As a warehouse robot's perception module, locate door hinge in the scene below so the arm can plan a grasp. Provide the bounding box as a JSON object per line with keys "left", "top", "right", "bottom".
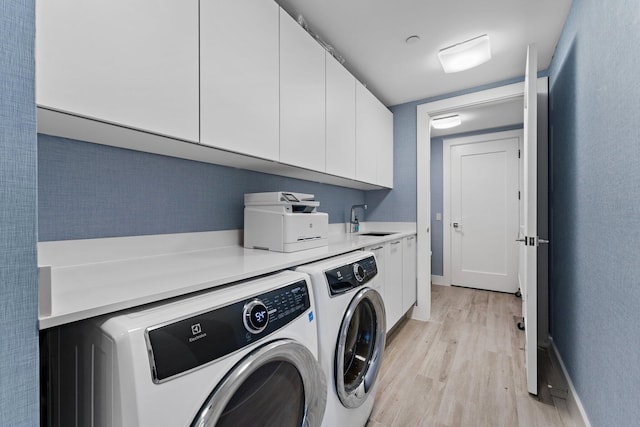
{"left": 518, "top": 149, "right": 521, "bottom": 158}
{"left": 520, "top": 236, "right": 551, "bottom": 246}
{"left": 518, "top": 191, "right": 521, "bottom": 200}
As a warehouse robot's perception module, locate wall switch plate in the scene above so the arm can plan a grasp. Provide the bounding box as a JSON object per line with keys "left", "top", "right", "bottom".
{"left": 436, "top": 213, "right": 442, "bottom": 221}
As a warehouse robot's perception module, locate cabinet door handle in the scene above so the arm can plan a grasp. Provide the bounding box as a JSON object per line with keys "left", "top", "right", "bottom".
{"left": 407, "top": 236, "right": 415, "bottom": 241}
{"left": 391, "top": 241, "right": 401, "bottom": 245}
{"left": 371, "top": 246, "right": 384, "bottom": 250}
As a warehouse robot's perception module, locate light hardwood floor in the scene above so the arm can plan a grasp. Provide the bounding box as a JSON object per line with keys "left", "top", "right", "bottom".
{"left": 367, "top": 285, "right": 581, "bottom": 427}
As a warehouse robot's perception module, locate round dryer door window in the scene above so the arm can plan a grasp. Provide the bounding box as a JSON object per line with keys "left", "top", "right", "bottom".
{"left": 335, "top": 287, "right": 386, "bottom": 408}
{"left": 191, "top": 340, "right": 326, "bottom": 427}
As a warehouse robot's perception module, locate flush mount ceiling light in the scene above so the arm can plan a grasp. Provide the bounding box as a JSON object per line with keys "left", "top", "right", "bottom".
{"left": 431, "top": 114, "right": 462, "bottom": 129}
{"left": 438, "top": 34, "right": 491, "bottom": 73}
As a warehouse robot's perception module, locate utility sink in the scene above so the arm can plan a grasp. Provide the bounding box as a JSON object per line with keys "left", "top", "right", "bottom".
{"left": 358, "top": 232, "right": 397, "bottom": 237}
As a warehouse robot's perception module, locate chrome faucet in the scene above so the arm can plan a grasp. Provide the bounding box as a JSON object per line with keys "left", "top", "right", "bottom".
{"left": 350, "top": 204, "right": 367, "bottom": 232}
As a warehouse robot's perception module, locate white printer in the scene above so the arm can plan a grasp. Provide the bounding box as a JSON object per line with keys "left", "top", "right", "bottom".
{"left": 244, "top": 192, "right": 329, "bottom": 252}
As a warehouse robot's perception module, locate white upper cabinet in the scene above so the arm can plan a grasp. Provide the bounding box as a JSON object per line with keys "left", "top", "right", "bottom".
{"left": 355, "top": 82, "right": 394, "bottom": 187}
{"left": 36, "top": 0, "right": 199, "bottom": 142}
{"left": 35, "top": 0, "right": 391, "bottom": 190}
{"left": 279, "top": 9, "right": 326, "bottom": 172}
{"left": 200, "top": 0, "right": 280, "bottom": 160}
{"left": 355, "top": 82, "right": 379, "bottom": 184}
{"left": 325, "top": 53, "right": 356, "bottom": 179}
{"left": 376, "top": 102, "right": 394, "bottom": 188}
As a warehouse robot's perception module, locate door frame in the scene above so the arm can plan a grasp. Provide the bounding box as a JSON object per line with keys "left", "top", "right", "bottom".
{"left": 442, "top": 129, "right": 523, "bottom": 288}
{"left": 414, "top": 78, "right": 548, "bottom": 322}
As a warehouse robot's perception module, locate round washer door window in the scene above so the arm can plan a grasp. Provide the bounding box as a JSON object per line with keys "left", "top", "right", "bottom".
{"left": 192, "top": 340, "right": 326, "bottom": 427}
{"left": 335, "top": 287, "right": 386, "bottom": 408}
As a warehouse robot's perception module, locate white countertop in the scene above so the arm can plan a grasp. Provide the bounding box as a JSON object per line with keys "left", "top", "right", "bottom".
{"left": 38, "top": 222, "right": 416, "bottom": 329}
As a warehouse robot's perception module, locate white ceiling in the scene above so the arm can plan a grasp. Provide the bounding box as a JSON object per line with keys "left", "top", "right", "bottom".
{"left": 275, "top": 0, "right": 573, "bottom": 107}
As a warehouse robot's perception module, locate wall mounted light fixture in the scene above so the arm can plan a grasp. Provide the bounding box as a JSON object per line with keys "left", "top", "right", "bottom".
{"left": 431, "top": 114, "right": 462, "bottom": 129}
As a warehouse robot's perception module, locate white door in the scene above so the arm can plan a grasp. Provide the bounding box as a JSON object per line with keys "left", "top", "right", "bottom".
{"left": 449, "top": 132, "right": 520, "bottom": 293}
{"left": 522, "top": 44, "right": 538, "bottom": 396}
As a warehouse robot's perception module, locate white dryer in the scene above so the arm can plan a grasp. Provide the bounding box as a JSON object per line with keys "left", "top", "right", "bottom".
{"left": 47, "top": 270, "right": 326, "bottom": 427}
{"left": 296, "top": 251, "right": 386, "bottom": 427}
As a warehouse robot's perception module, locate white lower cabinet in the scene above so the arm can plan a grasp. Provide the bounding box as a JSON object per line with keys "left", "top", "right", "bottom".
{"left": 365, "top": 244, "right": 386, "bottom": 303}
{"left": 384, "top": 239, "right": 404, "bottom": 332}
{"left": 402, "top": 235, "right": 417, "bottom": 312}
{"left": 366, "top": 234, "right": 417, "bottom": 333}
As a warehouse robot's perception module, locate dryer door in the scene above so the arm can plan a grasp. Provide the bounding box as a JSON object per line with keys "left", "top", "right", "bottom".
{"left": 335, "top": 287, "right": 386, "bottom": 408}
{"left": 191, "top": 339, "right": 326, "bottom": 427}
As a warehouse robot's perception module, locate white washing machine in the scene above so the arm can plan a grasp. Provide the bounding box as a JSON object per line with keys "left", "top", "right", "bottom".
{"left": 296, "top": 251, "right": 386, "bottom": 427}
{"left": 47, "top": 270, "right": 326, "bottom": 427}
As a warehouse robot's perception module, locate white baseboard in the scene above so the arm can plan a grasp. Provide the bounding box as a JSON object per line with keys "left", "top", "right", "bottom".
{"left": 431, "top": 275, "right": 449, "bottom": 286}
{"left": 550, "top": 340, "right": 592, "bottom": 427}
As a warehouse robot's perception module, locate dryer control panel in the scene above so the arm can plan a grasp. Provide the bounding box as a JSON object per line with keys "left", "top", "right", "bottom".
{"left": 324, "top": 255, "right": 377, "bottom": 296}
{"left": 145, "top": 280, "right": 310, "bottom": 383}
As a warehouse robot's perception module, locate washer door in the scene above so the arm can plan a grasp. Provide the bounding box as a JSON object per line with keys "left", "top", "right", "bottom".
{"left": 335, "top": 287, "right": 386, "bottom": 408}
{"left": 191, "top": 339, "right": 326, "bottom": 427}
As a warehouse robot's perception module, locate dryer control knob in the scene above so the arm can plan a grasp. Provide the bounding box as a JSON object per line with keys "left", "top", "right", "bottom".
{"left": 353, "top": 263, "right": 366, "bottom": 282}
{"left": 243, "top": 299, "right": 269, "bottom": 334}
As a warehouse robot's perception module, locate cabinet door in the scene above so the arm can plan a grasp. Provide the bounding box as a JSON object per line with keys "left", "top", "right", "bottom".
{"left": 279, "top": 9, "right": 326, "bottom": 172}
{"left": 355, "top": 82, "right": 379, "bottom": 184}
{"left": 376, "top": 103, "right": 394, "bottom": 188}
{"left": 36, "top": 0, "right": 199, "bottom": 142}
{"left": 385, "top": 239, "right": 404, "bottom": 332}
{"left": 200, "top": 0, "right": 279, "bottom": 160}
{"left": 402, "top": 235, "right": 417, "bottom": 312}
{"left": 365, "top": 245, "right": 386, "bottom": 303}
{"left": 326, "top": 53, "right": 356, "bottom": 179}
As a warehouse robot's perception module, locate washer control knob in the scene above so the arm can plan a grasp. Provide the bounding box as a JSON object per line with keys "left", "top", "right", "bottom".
{"left": 243, "top": 299, "right": 269, "bottom": 334}
{"left": 353, "top": 263, "right": 366, "bottom": 282}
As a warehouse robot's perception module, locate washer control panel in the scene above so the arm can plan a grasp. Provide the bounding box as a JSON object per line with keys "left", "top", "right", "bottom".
{"left": 353, "top": 263, "right": 366, "bottom": 282}
{"left": 243, "top": 299, "right": 269, "bottom": 334}
{"left": 325, "top": 255, "right": 377, "bottom": 296}
{"left": 145, "top": 280, "right": 310, "bottom": 382}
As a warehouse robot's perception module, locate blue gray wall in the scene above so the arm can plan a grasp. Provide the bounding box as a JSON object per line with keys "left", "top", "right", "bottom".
{"left": 38, "top": 135, "right": 365, "bottom": 241}
{"left": 0, "top": 0, "right": 39, "bottom": 425}
{"left": 548, "top": 1, "right": 640, "bottom": 425}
